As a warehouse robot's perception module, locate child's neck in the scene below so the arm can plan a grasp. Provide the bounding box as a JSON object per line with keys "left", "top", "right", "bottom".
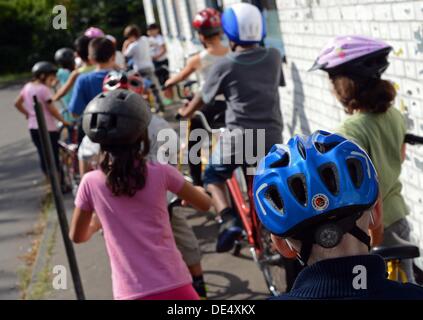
{"left": 96, "top": 61, "right": 115, "bottom": 71}
{"left": 235, "top": 44, "right": 259, "bottom": 52}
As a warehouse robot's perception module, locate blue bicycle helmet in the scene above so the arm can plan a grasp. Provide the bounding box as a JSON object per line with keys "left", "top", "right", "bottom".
{"left": 222, "top": 3, "right": 266, "bottom": 46}
{"left": 254, "top": 131, "right": 379, "bottom": 263}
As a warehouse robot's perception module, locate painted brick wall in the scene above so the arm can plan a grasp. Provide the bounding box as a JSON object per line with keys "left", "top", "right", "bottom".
{"left": 278, "top": 0, "right": 423, "bottom": 269}
{"left": 147, "top": 0, "right": 423, "bottom": 268}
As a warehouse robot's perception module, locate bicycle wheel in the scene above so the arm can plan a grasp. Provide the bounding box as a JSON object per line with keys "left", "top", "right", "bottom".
{"left": 59, "top": 146, "right": 73, "bottom": 193}
{"left": 257, "top": 226, "right": 286, "bottom": 296}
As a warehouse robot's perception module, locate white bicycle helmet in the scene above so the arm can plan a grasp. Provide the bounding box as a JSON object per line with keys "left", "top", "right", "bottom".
{"left": 222, "top": 3, "right": 266, "bottom": 46}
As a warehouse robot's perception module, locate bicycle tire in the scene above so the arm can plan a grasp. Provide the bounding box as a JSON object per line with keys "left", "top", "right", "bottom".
{"left": 257, "top": 226, "right": 286, "bottom": 296}
{"left": 227, "top": 169, "right": 286, "bottom": 296}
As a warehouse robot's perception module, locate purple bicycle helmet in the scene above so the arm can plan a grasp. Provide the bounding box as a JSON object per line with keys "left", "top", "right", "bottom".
{"left": 84, "top": 27, "right": 105, "bottom": 38}
{"left": 310, "top": 35, "right": 392, "bottom": 78}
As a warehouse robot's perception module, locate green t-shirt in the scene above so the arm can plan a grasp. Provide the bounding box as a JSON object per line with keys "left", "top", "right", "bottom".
{"left": 337, "top": 107, "right": 408, "bottom": 228}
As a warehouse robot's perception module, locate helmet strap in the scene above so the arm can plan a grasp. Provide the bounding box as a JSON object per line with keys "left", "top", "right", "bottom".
{"left": 230, "top": 42, "right": 238, "bottom": 52}
{"left": 295, "top": 211, "right": 371, "bottom": 266}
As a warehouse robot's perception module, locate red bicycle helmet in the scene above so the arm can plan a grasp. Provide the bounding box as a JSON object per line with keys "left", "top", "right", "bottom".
{"left": 103, "top": 70, "right": 144, "bottom": 95}
{"left": 193, "top": 8, "right": 222, "bottom": 37}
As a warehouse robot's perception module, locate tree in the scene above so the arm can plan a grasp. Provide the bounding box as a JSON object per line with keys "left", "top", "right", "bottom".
{"left": 0, "top": 0, "right": 146, "bottom": 74}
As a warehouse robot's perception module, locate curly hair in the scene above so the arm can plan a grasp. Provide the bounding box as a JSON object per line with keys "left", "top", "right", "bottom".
{"left": 100, "top": 130, "right": 150, "bottom": 197}
{"left": 330, "top": 75, "right": 396, "bottom": 114}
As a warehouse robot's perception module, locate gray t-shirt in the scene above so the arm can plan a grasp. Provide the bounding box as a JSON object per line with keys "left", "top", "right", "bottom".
{"left": 202, "top": 47, "right": 283, "bottom": 151}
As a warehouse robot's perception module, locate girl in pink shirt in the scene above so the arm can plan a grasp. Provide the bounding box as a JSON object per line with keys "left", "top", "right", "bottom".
{"left": 69, "top": 90, "right": 211, "bottom": 300}
{"left": 14, "top": 62, "right": 70, "bottom": 182}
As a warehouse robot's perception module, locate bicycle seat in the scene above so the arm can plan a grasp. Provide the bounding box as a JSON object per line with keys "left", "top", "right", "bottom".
{"left": 371, "top": 232, "right": 420, "bottom": 260}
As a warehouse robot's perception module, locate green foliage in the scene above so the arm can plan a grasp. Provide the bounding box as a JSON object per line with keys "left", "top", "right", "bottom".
{"left": 0, "top": 0, "right": 145, "bottom": 74}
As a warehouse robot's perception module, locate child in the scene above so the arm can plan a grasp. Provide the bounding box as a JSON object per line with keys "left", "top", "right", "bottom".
{"left": 147, "top": 23, "right": 172, "bottom": 103}
{"left": 76, "top": 70, "right": 208, "bottom": 298}
{"left": 310, "top": 35, "right": 413, "bottom": 282}
{"left": 69, "top": 90, "right": 211, "bottom": 300}
{"left": 165, "top": 7, "right": 229, "bottom": 186}
{"left": 68, "top": 37, "right": 116, "bottom": 118}
{"left": 106, "top": 34, "right": 126, "bottom": 69}
{"left": 53, "top": 35, "right": 95, "bottom": 102}
{"left": 123, "top": 24, "right": 163, "bottom": 111}
{"left": 54, "top": 48, "right": 76, "bottom": 122}
{"left": 253, "top": 132, "right": 423, "bottom": 299}
{"left": 179, "top": 3, "right": 284, "bottom": 252}
{"left": 14, "top": 62, "right": 70, "bottom": 183}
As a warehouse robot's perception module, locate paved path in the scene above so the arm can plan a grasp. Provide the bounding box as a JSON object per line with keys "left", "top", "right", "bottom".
{"left": 46, "top": 197, "right": 270, "bottom": 300}
{"left": 0, "top": 83, "right": 46, "bottom": 299}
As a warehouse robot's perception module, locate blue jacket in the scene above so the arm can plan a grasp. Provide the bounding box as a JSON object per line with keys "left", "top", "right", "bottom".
{"left": 68, "top": 70, "right": 109, "bottom": 116}
{"left": 273, "top": 255, "right": 423, "bottom": 300}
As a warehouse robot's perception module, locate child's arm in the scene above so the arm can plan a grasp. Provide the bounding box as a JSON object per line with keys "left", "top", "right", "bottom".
{"left": 14, "top": 94, "right": 29, "bottom": 118}
{"left": 177, "top": 182, "right": 212, "bottom": 212}
{"left": 164, "top": 55, "right": 200, "bottom": 88}
{"left": 122, "top": 38, "right": 135, "bottom": 54}
{"left": 45, "top": 100, "right": 71, "bottom": 126}
{"left": 53, "top": 70, "right": 79, "bottom": 101}
{"left": 69, "top": 207, "right": 96, "bottom": 243}
{"left": 401, "top": 143, "right": 406, "bottom": 163}
{"left": 153, "top": 43, "right": 167, "bottom": 61}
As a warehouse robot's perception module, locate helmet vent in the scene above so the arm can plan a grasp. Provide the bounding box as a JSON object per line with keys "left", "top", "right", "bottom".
{"left": 297, "top": 141, "right": 307, "bottom": 160}
{"left": 265, "top": 185, "right": 284, "bottom": 212}
{"left": 315, "top": 141, "right": 340, "bottom": 153}
{"left": 319, "top": 163, "right": 339, "bottom": 195}
{"left": 117, "top": 91, "right": 127, "bottom": 100}
{"left": 288, "top": 175, "right": 307, "bottom": 206}
{"left": 90, "top": 113, "right": 98, "bottom": 129}
{"left": 109, "top": 115, "right": 117, "bottom": 129}
{"left": 347, "top": 158, "right": 364, "bottom": 188}
{"left": 270, "top": 153, "right": 290, "bottom": 168}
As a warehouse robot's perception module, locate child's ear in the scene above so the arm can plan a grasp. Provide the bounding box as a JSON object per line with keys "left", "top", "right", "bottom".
{"left": 369, "top": 196, "right": 383, "bottom": 231}
{"left": 271, "top": 234, "right": 297, "bottom": 259}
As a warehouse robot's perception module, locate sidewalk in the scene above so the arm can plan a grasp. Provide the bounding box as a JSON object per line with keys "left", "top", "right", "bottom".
{"left": 35, "top": 194, "right": 270, "bottom": 300}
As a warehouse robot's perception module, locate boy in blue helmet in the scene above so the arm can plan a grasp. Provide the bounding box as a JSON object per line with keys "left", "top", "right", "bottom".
{"left": 178, "top": 3, "right": 284, "bottom": 253}
{"left": 254, "top": 131, "right": 423, "bottom": 300}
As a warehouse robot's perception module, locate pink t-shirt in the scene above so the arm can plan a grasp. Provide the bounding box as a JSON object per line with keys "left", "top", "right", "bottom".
{"left": 75, "top": 162, "right": 192, "bottom": 300}
{"left": 20, "top": 82, "right": 57, "bottom": 131}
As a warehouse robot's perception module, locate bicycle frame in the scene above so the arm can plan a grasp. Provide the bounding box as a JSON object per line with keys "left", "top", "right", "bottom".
{"left": 387, "top": 259, "right": 408, "bottom": 283}
{"left": 226, "top": 170, "right": 264, "bottom": 256}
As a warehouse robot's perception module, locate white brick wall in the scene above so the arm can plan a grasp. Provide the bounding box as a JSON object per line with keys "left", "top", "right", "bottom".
{"left": 143, "top": 0, "right": 156, "bottom": 24}
{"left": 278, "top": 0, "right": 423, "bottom": 269}
{"left": 149, "top": 0, "right": 423, "bottom": 269}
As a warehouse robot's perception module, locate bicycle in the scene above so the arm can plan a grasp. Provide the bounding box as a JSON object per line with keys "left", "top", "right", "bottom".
{"left": 58, "top": 122, "right": 80, "bottom": 196}
{"left": 171, "top": 101, "right": 286, "bottom": 296}
{"left": 370, "top": 133, "right": 423, "bottom": 283}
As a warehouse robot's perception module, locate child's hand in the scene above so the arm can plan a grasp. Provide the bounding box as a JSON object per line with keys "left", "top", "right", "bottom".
{"left": 177, "top": 100, "right": 191, "bottom": 119}
{"left": 62, "top": 120, "right": 73, "bottom": 127}
{"left": 89, "top": 213, "right": 102, "bottom": 233}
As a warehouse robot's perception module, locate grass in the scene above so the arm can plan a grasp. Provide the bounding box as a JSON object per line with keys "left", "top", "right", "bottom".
{"left": 18, "top": 192, "right": 53, "bottom": 300}
{"left": 0, "top": 72, "right": 31, "bottom": 85}
{"left": 28, "top": 223, "right": 58, "bottom": 300}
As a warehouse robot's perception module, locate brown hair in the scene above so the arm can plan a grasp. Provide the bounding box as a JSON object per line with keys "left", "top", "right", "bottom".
{"left": 100, "top": 132, "right": 150, "bottom": 197}
{"left": 124, "top": 24, "right": 141, "bottom": 38}
{"left": 89, "top": 37, "right": 115, "bottom": 63}
{"left": 330, "top": 75, "right": 396, "bottom": 114}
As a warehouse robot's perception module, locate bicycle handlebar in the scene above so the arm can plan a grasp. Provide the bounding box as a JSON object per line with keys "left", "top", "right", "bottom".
{"left": 175, "top": 110, "right": 214, "bottom": 134}
{"left": 405, "top": 134, "right": 423, "bottom": 145}
{"left": 162, "top": 80, "right": 198, "bottom": 100}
